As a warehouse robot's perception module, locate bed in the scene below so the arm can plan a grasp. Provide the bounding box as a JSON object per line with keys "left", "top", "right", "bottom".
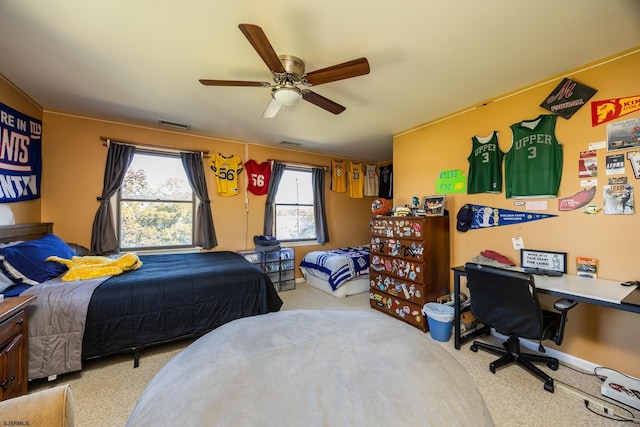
{"left": 127, "top": 310, "right": 494, "bottom": 426}
{"left": 299, "top": 245, "right": 370, "bottom": 297}
{"left": 0, "top": 223, "right": 283, "bottom": 380}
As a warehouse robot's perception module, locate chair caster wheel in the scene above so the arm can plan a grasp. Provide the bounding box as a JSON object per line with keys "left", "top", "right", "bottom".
{"left": 544, "top": 381, "right": 554, "bottom": 393}
{"left": 470, "top": 344, "right": 478, "bottom": 352}
{"left": 547, "top": 361, "right": 559, "bottom": 370}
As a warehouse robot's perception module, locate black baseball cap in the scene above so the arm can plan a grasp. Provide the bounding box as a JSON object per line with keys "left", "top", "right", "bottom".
{"left": 456, "top": 204, "right": 472, "bottom": 232}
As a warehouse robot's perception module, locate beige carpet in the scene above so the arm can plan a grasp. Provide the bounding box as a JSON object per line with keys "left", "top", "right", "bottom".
{"left": 29, "top": 282, "right": 640, "bottom": 426}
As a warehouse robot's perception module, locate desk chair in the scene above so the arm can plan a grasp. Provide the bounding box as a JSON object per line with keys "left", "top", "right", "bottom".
{"left": 464, "top": 262, "right": 577, "bottom": 392}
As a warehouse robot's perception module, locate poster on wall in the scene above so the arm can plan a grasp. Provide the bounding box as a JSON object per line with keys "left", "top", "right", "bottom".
{"left": 0, "top": 102, "right": 42, "bottom": 202}
{"left": 603, "top": 184, "right": 634, "bottom": 215}
{"left": 606, "top": 118, "right": 640, "bottom": 151}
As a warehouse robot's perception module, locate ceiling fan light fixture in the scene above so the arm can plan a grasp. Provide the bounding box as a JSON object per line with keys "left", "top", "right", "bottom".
{"left": 273, "top": 86, "right": 302, "bottom": 106}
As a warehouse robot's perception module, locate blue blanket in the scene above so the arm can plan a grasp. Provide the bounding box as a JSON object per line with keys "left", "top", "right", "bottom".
{"left": 300, "top": 246, "right": 369, "bottom": 290}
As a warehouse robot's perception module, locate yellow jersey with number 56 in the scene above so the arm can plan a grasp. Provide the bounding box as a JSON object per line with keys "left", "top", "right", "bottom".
{"left": 210, "top": 153, "right": 243, "bottom": 196}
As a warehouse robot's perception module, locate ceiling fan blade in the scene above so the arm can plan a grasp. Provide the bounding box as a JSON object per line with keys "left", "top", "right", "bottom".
{"left": 302, "top": 91, "right": 346, "bottom": 115}
{"left": 238, "top": 23, "right": 286, "bottom": 74}
{"left": 199, "top": 79, "right": 269, "bottom": 87}
{"left": 262, "top": 98, "right": 282, "bottom": 119}
{"left": 304, "top": 57, "right": 370, "bottom": 86}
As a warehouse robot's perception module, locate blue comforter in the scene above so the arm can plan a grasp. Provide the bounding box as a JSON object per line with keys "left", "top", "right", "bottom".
{"left": 300, "top": 246, "right": 369, "bottom": 290}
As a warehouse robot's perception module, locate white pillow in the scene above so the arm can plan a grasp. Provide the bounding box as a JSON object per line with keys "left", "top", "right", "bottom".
{"left": 0, "top": 271, "right": 14, "bottom": 293}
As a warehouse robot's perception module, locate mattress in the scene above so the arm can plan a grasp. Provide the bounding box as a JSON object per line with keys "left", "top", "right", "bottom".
{"left": 300, "top": 266, "right": 369, "bottom": 297}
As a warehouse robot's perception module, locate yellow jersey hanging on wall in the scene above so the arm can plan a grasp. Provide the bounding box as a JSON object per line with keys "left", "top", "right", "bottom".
{"left": 210, "top": 153, "right": 244, "bottom": 196}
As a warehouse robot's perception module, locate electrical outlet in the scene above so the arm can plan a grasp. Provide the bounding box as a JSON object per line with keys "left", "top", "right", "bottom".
{"left": 556, "top": 382, "right": 622, "bottom": 418}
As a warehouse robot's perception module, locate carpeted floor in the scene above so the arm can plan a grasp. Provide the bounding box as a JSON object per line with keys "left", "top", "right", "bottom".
{"left": 29, "top": 282, "right": 640, "bottom": 426}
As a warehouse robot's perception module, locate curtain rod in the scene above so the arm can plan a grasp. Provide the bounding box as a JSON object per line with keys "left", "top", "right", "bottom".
{"left": 100, "top": 136, "right": 210, "bottom": 156}
{"left": 268, "top": 159, "right": 328, "bottom": 170}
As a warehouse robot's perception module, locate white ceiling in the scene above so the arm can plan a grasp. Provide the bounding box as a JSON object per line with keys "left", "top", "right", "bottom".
{"left": 1, "top": 1, "right": 639, "bottom": 162}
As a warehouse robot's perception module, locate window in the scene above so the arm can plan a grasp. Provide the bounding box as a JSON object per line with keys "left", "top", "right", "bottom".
{"left": 118, "top": 151, "right": 195, "bottom": 250}
{"left": 274, "top": 167, "right": 316, "bottom": 242}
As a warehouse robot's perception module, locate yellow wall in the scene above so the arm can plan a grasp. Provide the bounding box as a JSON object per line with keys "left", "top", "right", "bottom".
{"left": 38, "top": 112, "right": 375, "bottom": 273}
{"left": 1, "top": 72, "right": 377, "bottom": 275}
{"left": 0, "top": 76, "right": 42, "bottom": 222}
{"left": 394, "top": 48, "right": 640, "bottom": 376}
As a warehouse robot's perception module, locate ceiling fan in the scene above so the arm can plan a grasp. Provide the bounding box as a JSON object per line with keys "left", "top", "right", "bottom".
{"left": 199, "top": 23, "right": 370, "bottom": 118}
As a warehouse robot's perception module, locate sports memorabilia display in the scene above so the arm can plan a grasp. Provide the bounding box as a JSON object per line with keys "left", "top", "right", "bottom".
{"left": 0, "top": 102, "right": 42, "bottom": 202}
{"left": 210, "top": 153, "right": 244, "bottom": 196}
{"left": 467, "top": 131, "right": 504, "bottom": 194}
{"left": 364, "top": 164, "right": 379, "bottom": 197}
{"left": 591, "top": 94, "right": 640, "bottom": 126}
{"left": 378, "top": 164, "right": 393, "bottom": 199}
{"left": 455, "top": 204, "right": 557, "bottom": 232}
{"left": 540, "top": 77, "right": 596, "bottom": 120}
{"left": 244, "top": 160, "right": 271, "bottom": 195}
{"left": 505, "top": 114, "right": 563, "bottom": 198}
{"left": 348, "top": 161, "right": 364, "bottom": 198}
{"left": 371, "top": 198, "right": 392, "bottom": 216}
{"left": 330, "top": 159, "right": 347, "bottom": 193}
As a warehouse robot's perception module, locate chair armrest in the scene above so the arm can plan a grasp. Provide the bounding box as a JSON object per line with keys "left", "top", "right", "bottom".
{"left": 554, "top": 298, "right": 577, "bottom": 312}
{"left": 0, "top": 385, "right": 75, "bottom": 427}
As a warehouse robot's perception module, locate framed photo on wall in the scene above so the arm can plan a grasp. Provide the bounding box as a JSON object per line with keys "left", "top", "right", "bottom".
{"left": 423, "top": 195, "right": 446, "bottom": 216}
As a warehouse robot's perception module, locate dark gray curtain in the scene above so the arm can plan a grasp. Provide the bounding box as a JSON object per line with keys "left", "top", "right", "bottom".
{"left": 312, "top": 167, "right": 329, "bottom": 244}
{"left": 181, "top": 152, "right": 218, "bottom": 249}
{"left": 263, "top": 162, "right": 286, "bottom": 236}
{"left": 90, "top": 142, "right": 136, "bottom": 255}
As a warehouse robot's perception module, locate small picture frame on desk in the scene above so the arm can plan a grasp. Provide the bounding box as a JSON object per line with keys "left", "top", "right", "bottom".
{"left": 423, "top": 195, "right": 446, "bottom": 216}
{"left": 520, "top": 249, "right": 567, "bottom": 274}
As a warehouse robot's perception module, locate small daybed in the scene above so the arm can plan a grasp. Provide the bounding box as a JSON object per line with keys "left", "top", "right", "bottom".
{"left": 299, "top": 245, "right": 370, "bottom": 297}
{"left": 0, "top": 223, "right": 283, "bottom": 380}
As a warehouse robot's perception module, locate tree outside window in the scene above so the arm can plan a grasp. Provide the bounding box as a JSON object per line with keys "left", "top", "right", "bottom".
{"left": 118, "top": 151, "right": 195, "bottom": 249}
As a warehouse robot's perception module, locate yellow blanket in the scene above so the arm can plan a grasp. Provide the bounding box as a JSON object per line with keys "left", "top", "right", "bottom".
{"left": 46, "top": 253, "right": 143, "bottom": 282}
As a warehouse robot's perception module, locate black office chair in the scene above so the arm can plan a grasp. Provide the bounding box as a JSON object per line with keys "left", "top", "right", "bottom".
{"left": 464, "top": 262, "right": 577, "bottom": 392}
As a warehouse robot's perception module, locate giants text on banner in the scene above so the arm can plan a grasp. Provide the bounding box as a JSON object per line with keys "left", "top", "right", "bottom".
{"left": 0, "top": 102, "right": 42, "bottom": 202}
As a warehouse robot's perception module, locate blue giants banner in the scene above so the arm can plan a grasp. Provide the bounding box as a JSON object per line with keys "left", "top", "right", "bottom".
{"left": 0, "top": 102, "right": 42, "bottom": 202}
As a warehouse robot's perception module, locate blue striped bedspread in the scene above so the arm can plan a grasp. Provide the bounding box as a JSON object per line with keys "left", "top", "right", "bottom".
{"left": 300, "top": 245, "right": 369, "bottom": 290}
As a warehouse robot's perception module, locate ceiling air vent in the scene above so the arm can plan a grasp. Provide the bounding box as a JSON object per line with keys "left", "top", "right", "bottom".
{"left": 280, "top": 141, "right": 301, "bottom": 147}
{"left": 159, "top": 120, "right": 191, "bottom": 130}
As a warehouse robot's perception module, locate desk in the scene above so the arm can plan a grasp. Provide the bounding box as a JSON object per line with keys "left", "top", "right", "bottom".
{"left": 452, "top": 265, "right": 639, "bottom": 350}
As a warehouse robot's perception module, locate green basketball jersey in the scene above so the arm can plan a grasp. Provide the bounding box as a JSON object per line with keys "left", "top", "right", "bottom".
{"left": 467, "top": 131, "right": 504, "bottom": 194}
{"left": 505, "top": 115, "right": 563, "bottom": 198}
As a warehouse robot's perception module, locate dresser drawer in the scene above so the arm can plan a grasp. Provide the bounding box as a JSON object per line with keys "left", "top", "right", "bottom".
{"left": 370, "top": 272, "right": 426, "bottom": 305}
{"left": 370, "top": 236, "right": 424, "bottom": 262}
{"left": 369, "top": 291, "right": 427, "bottom": 331}
{"left": 0, "top": 310, "right": 26, "bottom": 347}
{"left": 370, "top": 254, "right": 424, "bottom": 284}
{"left": 370, "top": 217, "right": 425, "bottom": 239}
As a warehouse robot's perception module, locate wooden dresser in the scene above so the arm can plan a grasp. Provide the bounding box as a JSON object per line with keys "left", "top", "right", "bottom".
{"left": 0, "top": 295, "right": 35, "bottom": 401}
{"left": 369, "top": 216, "right": 450, "bottom": 331}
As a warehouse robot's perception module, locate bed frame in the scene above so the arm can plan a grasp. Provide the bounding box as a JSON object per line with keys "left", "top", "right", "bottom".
{"left": 0, "top": 223, "right": 53, "bottom": 244}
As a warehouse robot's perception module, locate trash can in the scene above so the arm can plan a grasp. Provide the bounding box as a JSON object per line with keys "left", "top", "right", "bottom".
{"left": 422, "top": 302, "right": 455, "bottom": 342}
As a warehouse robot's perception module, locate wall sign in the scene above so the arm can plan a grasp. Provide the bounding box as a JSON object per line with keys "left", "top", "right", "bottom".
{"left": 540, "top": 77, "right": 596, "bottom": 119}
{"left": 520, "top": 249, "right": 567, "bottom": 274}
{"left": 0, "top": 102, "right": 42, "bottom": 202}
